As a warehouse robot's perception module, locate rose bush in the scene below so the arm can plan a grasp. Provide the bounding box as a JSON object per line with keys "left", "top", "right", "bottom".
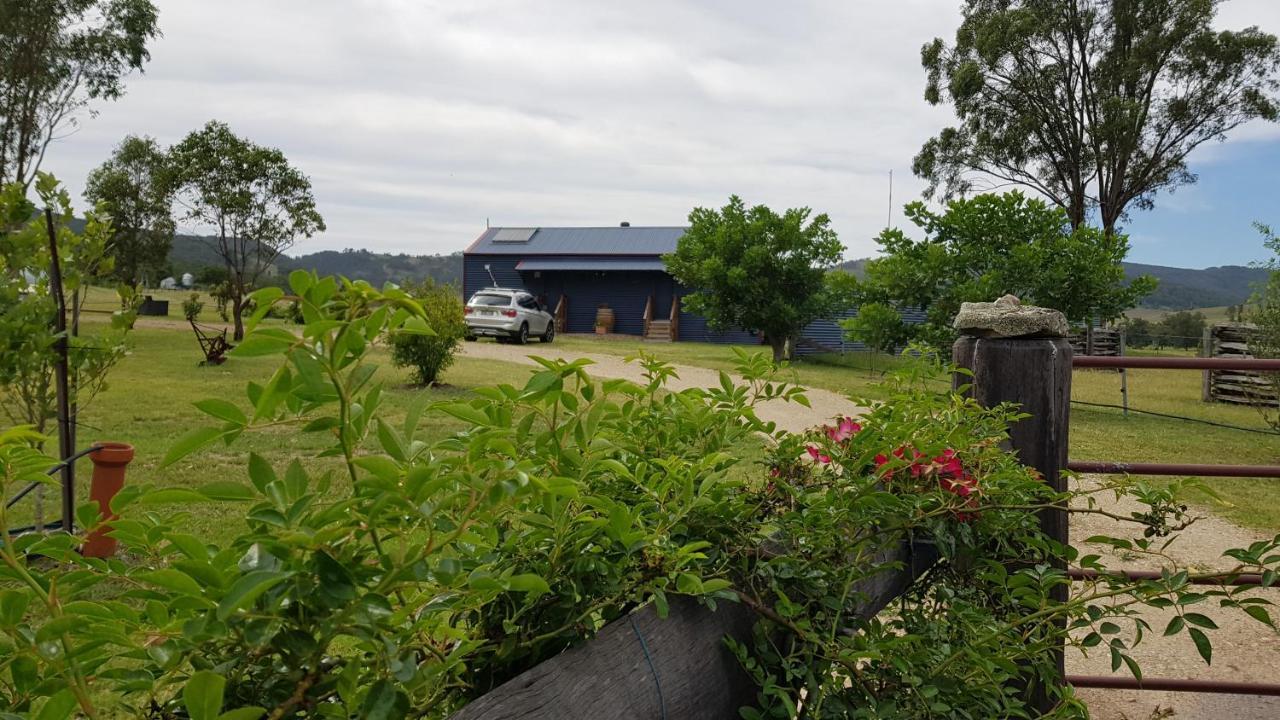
{"left": 0, "top": 274, "right": 1277, "bottom": 719}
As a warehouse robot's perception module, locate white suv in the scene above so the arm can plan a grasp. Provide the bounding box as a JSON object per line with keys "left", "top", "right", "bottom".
{"left": 464, "top": 288, "right": 555, "bottom": 344}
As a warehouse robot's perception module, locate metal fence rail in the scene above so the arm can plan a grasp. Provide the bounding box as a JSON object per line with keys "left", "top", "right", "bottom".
{"left": 1066, "top": 353, "right": 1280, "bottom": 699}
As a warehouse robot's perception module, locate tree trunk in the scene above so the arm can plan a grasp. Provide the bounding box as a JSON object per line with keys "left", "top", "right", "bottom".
{"left": 768, "top": 335, "right": 786, "bottom": 364}
{"left": 232, "top": 295, "right": 245, "bottom": 341}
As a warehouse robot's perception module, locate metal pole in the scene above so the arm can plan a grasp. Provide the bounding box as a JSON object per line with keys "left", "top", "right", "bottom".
{"left": 45, "top": 208, "right": 74, "bottom": 533}
{"left": 1119, "top": 330, "right": 1128, "bottom": 417}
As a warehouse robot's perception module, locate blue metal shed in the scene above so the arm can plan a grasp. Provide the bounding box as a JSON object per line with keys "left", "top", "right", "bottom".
{"left": 462, "top": 224, "right": 910, "bottom": 348}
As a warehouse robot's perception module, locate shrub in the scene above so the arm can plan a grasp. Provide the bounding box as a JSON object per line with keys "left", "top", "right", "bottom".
{"left": 390, "top": 280, "right": 466, "bottom": 385}
{"left": 182, "top": 292, "right": 204, "bottom": 321}
{"left": 3, "top": 271, "right": 1279, "bottom": 719}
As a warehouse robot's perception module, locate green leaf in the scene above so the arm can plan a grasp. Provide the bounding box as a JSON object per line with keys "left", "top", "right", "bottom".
{"left": 507, "top": 574, "right": 551, "bottom": 597}
{"left": 289, "top": 269, "right": 313, "bottom": 295}
{"left": 138, "top": 488, "right": 209, "bottom": 505}
{"left": 138, "top": 569, "right": 205, "bottom": 597}
{"left": 216, "top": 571, "right": 288, "bottom": 621}
{"left": 1245, "top": 605, "right": 1275, "bottom": 628}
{"left": 34, "top": 689, "right": 78, "bottom": 720}
{"left": 360, "top": 679, "right": 409, "bottom": 720}
{"left": 399, "top": 315, "right": 434, "bottom": 336}
{"left": 194, "top": 399, "right": 247, "bottom": 426}
{"left": 1188, "top": 628, "right": 1213, "bottom": 665}
{"left": 184, "top": 670, "right": 226, "bottom": 720}
{"left": 437, "top": 403, "right": 489, "bottom": 426}
{"left": 247, "top": 453, "right": 277, "bottom": 493}
{"left": 1183, "top": 612, "right": 1218, "bottom": 630}
{"left": 230, "top": 330, "right": 295, "bottom": 357}
{"left": 0, "top": 590, "right": 30, "bottom": 626}
{"left": 1163, "top": 616, "right": 1185, "bottom": 636}
{"left": 197, "top": 482, "right": 257, "bottom": 502}
{"left": 161, "top": 426, "right": 227, "bottom": 467}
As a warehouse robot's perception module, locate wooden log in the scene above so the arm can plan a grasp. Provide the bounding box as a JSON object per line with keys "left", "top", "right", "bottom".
{"left": 450, "top": 540, "right": 933, "bottom": 720}
{"left": 952, "top": 334, "right": 1072, "bottom": 711}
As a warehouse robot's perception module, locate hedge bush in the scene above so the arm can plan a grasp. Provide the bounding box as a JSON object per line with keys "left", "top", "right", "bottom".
{"left": 390, "top": 280, "right": 466, "bottom": 385}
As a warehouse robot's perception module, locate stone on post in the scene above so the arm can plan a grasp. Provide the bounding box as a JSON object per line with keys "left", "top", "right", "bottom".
{"left": 951, "top": 295, "right": 1072, "bottom": 710}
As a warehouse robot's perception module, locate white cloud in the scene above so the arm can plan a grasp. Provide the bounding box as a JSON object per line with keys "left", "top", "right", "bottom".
{"left": 37, "top": 0, "right": 1277, "bottom": 262}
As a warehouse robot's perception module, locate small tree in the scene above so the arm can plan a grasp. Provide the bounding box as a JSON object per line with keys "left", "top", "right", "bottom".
{"left": 1156, "top": 311, "right": 1206, "bottom": 350}
{"left": 85, "top": 134, "right": 175, "bottom": 286}
{"left": 664, "top": 195, "right": 848, "bottom": 363}
{"left": 1248, "top": 223, "right": 1280, "bottom": 428}
{"left": 390, "top": 280, "right": 465, "bottom": 385}
{"left": 846, "top": 192, "right": 1156, "bottom": 350}
{"left": 168, "top": 121, "right": 324, "bottom": 341}
{"left": 1123, "top": 317, "right": 1154, "bottom": 348}
{"left": 182, "top": 292, "right": 203, "bottom": 322}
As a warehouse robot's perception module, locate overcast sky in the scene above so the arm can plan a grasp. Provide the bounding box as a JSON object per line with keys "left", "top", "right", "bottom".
{"left": 40, "top": 0, "right": 1280, "bottom": 268}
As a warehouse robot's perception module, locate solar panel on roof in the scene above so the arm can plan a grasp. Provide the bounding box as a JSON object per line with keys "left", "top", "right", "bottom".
{"left": 492, "top": 227, "right": 537, "bottom": 243}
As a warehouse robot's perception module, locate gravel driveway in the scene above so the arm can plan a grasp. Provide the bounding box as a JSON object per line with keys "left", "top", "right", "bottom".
{"left": 462, "top": 339, "right": 864, "bottom": 434}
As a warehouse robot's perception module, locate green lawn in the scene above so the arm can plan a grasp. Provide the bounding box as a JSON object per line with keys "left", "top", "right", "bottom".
{"left": 11, "top": 322, "right": 533, "bottom": 545}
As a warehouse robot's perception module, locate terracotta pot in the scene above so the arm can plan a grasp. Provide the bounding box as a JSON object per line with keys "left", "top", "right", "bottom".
{"left": 82, "top": 442, "right": 135, "bottom": 558}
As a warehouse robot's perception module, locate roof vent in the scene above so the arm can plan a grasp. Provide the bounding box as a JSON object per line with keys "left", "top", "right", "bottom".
{"left": 620, "top": 221, "right": 630, "bottom": 227}
{"left": 493, "top": 227, "right": 537, "bottom": 243}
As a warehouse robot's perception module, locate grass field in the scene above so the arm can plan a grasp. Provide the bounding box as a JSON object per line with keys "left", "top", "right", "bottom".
{"left": 11, "top": 314, "right": 1278, "bottom": 545}
{"left": 12, "top": 320, "right": 532, "bottom": 545}
{"left": 1125, "top": 305, "right": 1232, "bottom": 324}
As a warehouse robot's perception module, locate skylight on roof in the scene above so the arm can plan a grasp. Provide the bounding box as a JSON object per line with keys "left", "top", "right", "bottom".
{"left": 492, "top": 227, "right": 537, "bottom": 243}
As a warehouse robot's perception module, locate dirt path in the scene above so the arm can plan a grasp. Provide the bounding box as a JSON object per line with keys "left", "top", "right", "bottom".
{"left": 1068, "top": 475, "right": 1280, "bottom": 719}
{"left": 461, "top": 339, "right": 864, "bottom": 434}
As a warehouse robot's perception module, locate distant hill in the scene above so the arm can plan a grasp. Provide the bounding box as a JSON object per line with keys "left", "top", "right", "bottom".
{"left": 836, "top": 256, "right": 1267, "bottom": 310}
{"left": 166, "top": 235, "right": 463, "bottom": 287}
{"left": 1122, "top": 262, "right": 1269, "bottom": 309}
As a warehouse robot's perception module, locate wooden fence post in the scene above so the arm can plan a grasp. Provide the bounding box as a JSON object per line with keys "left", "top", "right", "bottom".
{"left": 952, "top": 314, "right": 1072, "bottom": 713}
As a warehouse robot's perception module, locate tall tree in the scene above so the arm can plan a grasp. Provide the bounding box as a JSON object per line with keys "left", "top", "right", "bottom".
{"left": 664, "top": 195, "right": 848, "bottom": 363}
{"left": 845, "top": 192, "right": 1157, "bottom": 350}
{"left": 915, "top": 0, "right": 1280, "bottom": 234}
{"left": 0, "top": 0, "right": 160, "bottom": 188}
{"left": 85, "top": 134, "right": 173, "bottom": 286}
{"left": 168, "top": 121, "right": 324, "bottom": 341}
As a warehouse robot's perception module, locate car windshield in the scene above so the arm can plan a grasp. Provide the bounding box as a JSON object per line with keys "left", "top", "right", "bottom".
{"left": 470, "top": 294, "right": 512, "bottom": 307}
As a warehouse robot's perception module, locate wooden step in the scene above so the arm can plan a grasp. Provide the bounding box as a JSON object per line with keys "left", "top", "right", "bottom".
{"left": 645, "top": 320, "right": 673, "bottom": 342}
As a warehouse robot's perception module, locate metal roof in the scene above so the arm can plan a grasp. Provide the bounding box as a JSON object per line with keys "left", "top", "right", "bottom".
{"left": 466, "top": 226, "right": 687, "bottom": 256}
{"left": 515, "top": 258, "right": 667, "bottom": 272}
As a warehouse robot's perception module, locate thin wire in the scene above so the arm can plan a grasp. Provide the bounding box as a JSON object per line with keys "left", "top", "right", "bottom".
{"left": 629, "top": 615, "right": 667, "bottom": 720}
{"left": 1070, "top": 400, "right": 1280, "bottom": 436}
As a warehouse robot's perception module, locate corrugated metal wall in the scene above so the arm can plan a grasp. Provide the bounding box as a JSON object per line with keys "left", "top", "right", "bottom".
{"left": 794, "top": 306, "right": 929, "bottom": 356}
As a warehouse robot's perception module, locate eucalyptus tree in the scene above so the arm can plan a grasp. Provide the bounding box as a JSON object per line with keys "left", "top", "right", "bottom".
{"left": 168, "top": 121, "right": 325, "bottom": 340}
{"left": 916, "top": 0, "right": 1280, "bottom": 234}
{"left": 0, "top": 0, "right": 160, "bottom": 187}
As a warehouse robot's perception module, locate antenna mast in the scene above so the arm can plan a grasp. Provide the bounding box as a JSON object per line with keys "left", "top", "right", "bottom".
{"left": 887, "top": 170, "right": 893, "bottom": 228}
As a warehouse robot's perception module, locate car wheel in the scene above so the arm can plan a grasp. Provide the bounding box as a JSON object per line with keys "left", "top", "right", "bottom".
{"left": 541, "top": 322, "right": 555, "bottom": 343}
{"left": 515, "top": 323, "right": 528, "bottom": 345}
{"left": 465, "top": 334, "right": 477, "bottom": 342}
